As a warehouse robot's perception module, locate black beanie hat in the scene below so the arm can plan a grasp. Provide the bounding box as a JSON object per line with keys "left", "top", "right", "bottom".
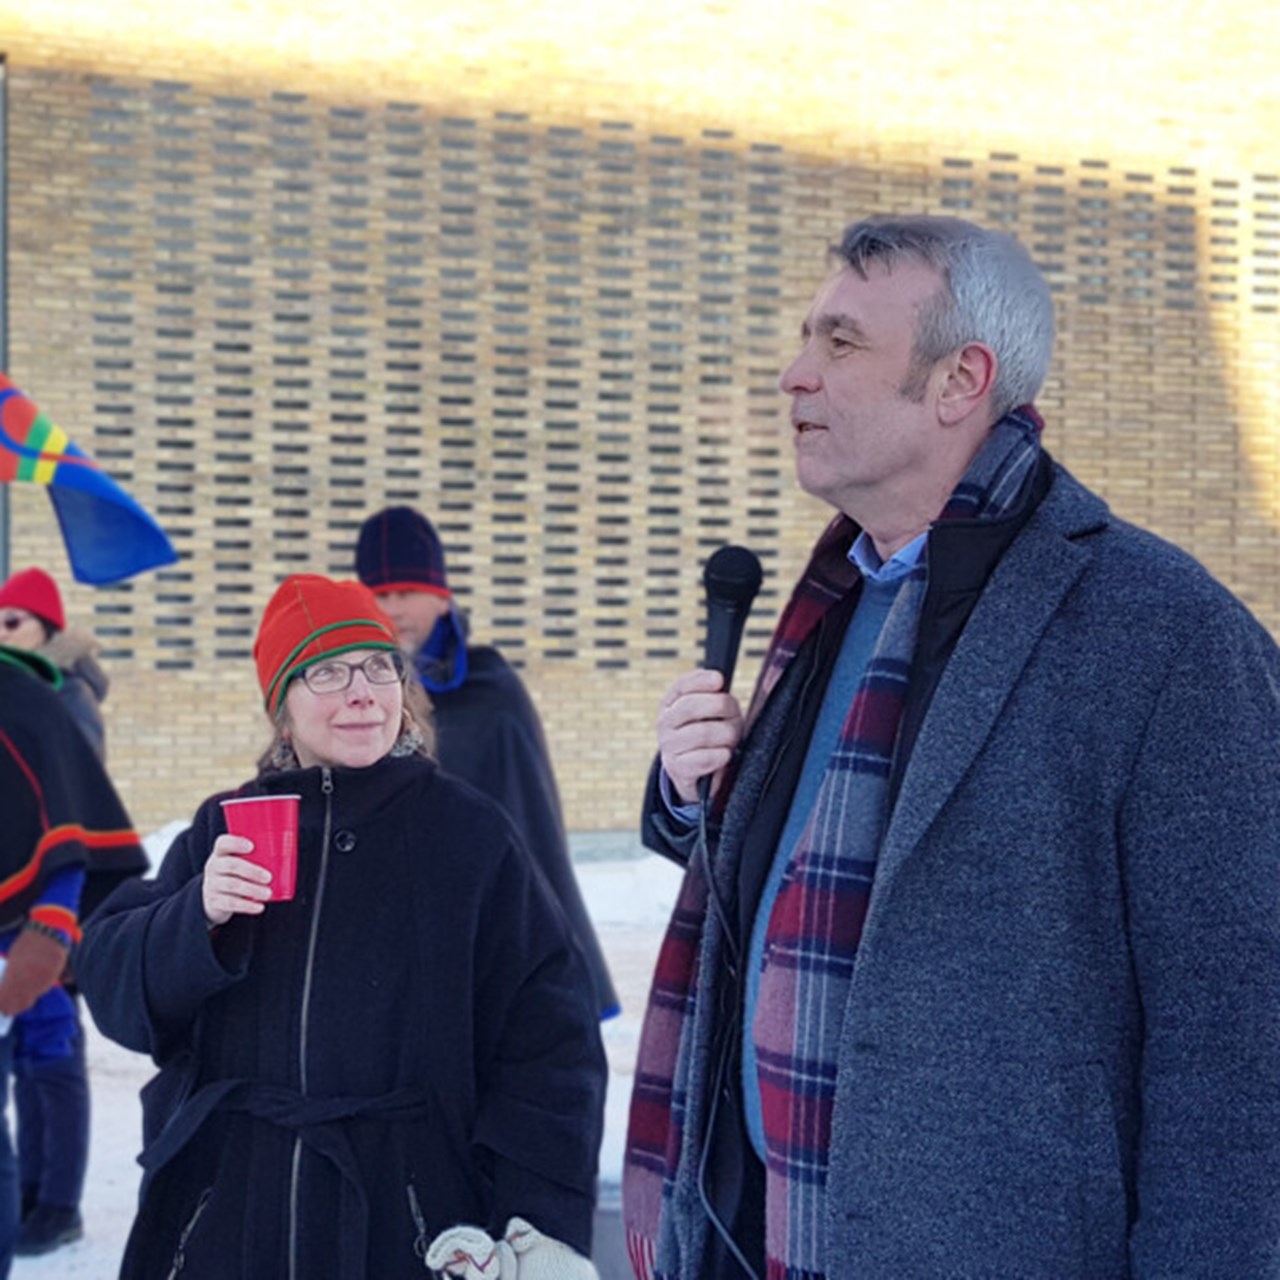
{"left": 355, "top": 507, "right": 450, "bottom": 597}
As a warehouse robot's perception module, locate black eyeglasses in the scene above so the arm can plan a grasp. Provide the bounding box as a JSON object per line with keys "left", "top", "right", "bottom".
{"left": 1, "top": 613, "right": 27, "bottom": 632}
{"left": 298, "top": 651, "right": 405, "bottom": 696}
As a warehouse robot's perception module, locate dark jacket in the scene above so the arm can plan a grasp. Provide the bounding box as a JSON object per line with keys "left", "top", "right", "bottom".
{"left": 638, "top": 459, "right": 1280, "bottom": 1278}
{"left": 429, "top": 640, "right": 619, "bottom": 1018}
{"left": 77, "top": 756, "right": 606, "bottom": 1280}
{"left": 0, "top": 648, "right": 144, "bottom": 927}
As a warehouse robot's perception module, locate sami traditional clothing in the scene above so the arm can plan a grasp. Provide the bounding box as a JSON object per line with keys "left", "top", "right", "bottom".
{"left": 10, "top": 626, "right": 113, "bottom": 1243}
{"left": 0, "top": 648, "right": 144, "bottom": 1273}
{"left": 0, "top": 649, "right": 143, "bottom": 928}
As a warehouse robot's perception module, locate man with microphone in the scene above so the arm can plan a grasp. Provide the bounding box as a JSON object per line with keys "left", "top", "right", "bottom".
{"left": 623, "top": 214, "right": 1280, "bottom": 1279}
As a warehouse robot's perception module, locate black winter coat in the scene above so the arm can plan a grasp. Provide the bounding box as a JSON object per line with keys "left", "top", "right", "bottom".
{"left": 430, "top": 644, "right": 619, "bottom": 1018}
{"left": 77, "top": 756, "right": 606, "bottom": 1279}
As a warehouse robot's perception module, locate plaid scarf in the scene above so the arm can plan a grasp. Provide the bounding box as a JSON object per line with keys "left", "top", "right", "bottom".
{"left": 623, "top": 408, "right": 1043, "bottom": 1280}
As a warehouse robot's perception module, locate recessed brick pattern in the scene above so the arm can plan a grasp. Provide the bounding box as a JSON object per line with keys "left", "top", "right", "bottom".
{"left": 3, "top": 61, "right": 1277, "bottom": 833}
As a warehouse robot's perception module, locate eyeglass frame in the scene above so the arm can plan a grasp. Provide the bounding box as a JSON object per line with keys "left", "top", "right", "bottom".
{"left": 295, "top": 649, "right": 406, "bottom": 697}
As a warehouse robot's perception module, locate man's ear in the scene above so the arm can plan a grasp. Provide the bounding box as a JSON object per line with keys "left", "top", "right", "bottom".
{"left": 937, "top": 341, "right": 997, "bottom": 425}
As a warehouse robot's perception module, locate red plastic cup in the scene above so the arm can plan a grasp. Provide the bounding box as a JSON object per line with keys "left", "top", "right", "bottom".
{"left": 219, "top": 794, "right": 301, "bottom": 902}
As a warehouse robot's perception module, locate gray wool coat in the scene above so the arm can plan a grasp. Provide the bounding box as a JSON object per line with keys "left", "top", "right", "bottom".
{"left": 674, "top": 463, "right": 1280, "bottom": 1279}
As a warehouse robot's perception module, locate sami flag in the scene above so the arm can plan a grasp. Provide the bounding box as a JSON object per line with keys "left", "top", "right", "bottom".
{"left": 0, "top": 373, "right": 178, "bottom": 585}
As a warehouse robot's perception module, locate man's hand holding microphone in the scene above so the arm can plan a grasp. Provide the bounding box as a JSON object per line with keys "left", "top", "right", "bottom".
{"left": 657, "top": 545, "right": 763, "bottom": 806}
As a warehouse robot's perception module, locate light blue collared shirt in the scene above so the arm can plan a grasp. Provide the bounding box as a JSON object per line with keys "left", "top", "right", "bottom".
{"left": 849, "top": 528, "right": 929, "bottom": 582}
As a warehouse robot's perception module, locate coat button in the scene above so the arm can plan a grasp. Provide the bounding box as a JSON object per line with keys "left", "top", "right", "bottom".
{"left": 333, "top": 830, "right": 357, "bottom": 854}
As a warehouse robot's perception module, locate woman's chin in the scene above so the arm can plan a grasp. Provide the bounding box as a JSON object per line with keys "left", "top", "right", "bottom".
{"left": 297, "top": 733, "right": 396, "bottom": 771}
{"left": 333, "top": 743, "right": 394, "bottom": 769}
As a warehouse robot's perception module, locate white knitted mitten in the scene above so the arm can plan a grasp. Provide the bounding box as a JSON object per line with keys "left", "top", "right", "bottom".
{"left": 424, "top": 1224, "right": 517, "bottom": 1279}
{"left": 503, "top": 1217, "right": 600, "bottom": 1280}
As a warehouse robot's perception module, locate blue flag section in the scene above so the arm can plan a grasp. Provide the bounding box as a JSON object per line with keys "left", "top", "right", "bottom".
{"left": 0, "top": 373, "right": 179, "bottom": 585}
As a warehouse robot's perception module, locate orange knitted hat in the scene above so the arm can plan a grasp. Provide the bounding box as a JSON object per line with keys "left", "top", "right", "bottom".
{"left": 254, "top": 574, "right": 399, "bottom": 712}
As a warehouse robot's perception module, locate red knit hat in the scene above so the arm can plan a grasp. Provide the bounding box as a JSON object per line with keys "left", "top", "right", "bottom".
{"left": 0, "top": 567, "right": 65, "bottom": 632}
{"left": 254, "top": 574, "right": 400, "bottom": 712}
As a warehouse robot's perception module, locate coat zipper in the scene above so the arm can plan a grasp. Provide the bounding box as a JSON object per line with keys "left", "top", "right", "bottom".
{"left": 165, "top": 1186, "right": 213, "bottom": 1277}
{"left": 407, "top": 1183, "right": 430, "bottom": 1266}
{"left": 288, "top": 767, "right": 334, "bottom": 1280}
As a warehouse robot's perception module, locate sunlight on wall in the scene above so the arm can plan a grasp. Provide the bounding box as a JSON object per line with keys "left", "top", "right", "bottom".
{"left": 1236, "top": 311, "right": 1280, "bottom": 523}
{"left": 6, "top": 3, "right": 1274, "bottom": 483}
{"left": 3, "top": 1, "right": 1276, "bottom": 174}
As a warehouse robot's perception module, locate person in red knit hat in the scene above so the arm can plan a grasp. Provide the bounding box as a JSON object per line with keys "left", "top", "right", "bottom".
{"left": 0, "top": 566, "right": 118, "bottom": 1257}
{"left": 0, "top": 606, "right": 146, "bottom": 1276}
{"left": 0, "top": 567, "right": 109, "bottom": 759}
{"left": 76, "top": 574, "right": 606, "bottom": 1280}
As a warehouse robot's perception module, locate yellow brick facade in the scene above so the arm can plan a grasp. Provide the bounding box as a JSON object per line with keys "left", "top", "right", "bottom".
{"left": 1, "top": 3, "right": 1277, "bottom": 833}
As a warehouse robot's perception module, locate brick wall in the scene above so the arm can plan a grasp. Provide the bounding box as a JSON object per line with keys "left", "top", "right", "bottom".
{"left": 2, "top": 6, "right": 1277, "bottom": 833}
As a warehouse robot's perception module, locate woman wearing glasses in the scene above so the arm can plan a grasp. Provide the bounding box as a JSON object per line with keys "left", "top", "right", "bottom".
{"left": 76, "top": 575, "right": 606, "bottom": 1280}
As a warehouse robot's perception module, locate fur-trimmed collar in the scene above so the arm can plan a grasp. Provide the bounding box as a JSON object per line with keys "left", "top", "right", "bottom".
{"left": 40, "top": 627, "right": 109, "bottom": 700}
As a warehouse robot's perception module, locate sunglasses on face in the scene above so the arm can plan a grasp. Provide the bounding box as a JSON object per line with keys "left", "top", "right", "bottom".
{"left": 1, "top": 613, "right": 29, "bottom": 632}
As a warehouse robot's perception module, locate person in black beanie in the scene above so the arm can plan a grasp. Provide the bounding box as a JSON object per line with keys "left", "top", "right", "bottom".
{"left": 355, "top": 506, "right": 618, "bottom": 1019}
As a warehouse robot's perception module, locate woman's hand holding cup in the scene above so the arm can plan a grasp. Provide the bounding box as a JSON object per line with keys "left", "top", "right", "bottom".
{"left": 202, "top": 834, "right": 274, "bottom": 927}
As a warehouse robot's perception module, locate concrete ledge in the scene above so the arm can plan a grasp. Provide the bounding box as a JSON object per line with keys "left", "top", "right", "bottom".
{"left": 570, "top": 830, "right": 648, "bottom": 863}
{"left": 593, "top": 1203, "right": 631, "bottom": 1280}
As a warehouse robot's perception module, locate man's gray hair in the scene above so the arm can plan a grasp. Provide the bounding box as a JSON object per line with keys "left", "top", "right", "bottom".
{"left": 833, "top": 214, "right": 1055, "bottom": 419}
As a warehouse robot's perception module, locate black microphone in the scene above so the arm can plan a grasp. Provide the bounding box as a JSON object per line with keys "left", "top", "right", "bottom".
{"left": 703, "top": 545, "right": 763, "bottom": 688}
{"left": 699, "top": 544, "right": 763, "bottom": 803}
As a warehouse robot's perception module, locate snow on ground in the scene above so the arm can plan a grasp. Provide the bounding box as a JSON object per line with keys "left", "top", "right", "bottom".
{"left": 9, "top": 835, "right": 684, "bottom": 1277}
{"left": 580, "top": 854, "right": 684, "bottom": 1210}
